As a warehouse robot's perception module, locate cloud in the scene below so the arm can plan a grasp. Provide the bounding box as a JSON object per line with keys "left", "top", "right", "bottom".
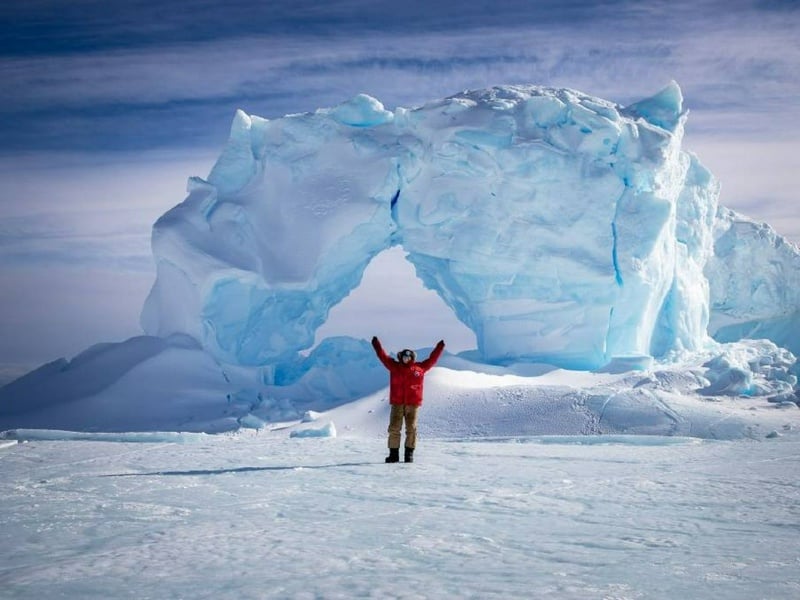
{"left": 0, "top": 264, "right": 156, "bottom": 368}
{"left": 0, "top": 0, "right": 675, "bottom": 54}
{"left": 0, "top": 211, "right": 153, "bottom": 271}
{"left": 0, "top": 151, "right": 217, "bottom": 370}
{"left": 1, "top": 1, "right": 798, "bottom": 152}
{"left": 0, "top": 150, "right": 218, "bottom": 268}
{"left": 0, "top": 171, "right": 155, "bottom": 369}
{"left": 684, "top": 136, "right": 800, "bottom": 243}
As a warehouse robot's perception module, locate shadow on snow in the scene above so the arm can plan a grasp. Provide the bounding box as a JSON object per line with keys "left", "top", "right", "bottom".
{"left": 101, "top": 461, "right": 376, "bottom": 477}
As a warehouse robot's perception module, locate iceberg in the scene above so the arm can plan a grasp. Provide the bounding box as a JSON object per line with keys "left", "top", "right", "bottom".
{"left": 142, "top": 81, "right": 799, "bottom": 372}
{"left": 3, "top": 81, "right": 799, "bottom": 436}
{"left": 706, "top": 207, "right": 800, "bottom": 356}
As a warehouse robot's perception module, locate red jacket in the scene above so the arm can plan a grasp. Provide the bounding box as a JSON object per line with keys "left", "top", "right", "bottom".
{"left": 371, "top": 338, "right": 445, "bottom": 406}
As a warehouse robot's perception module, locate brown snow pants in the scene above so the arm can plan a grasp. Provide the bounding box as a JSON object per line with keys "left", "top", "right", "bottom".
{"left": 388, "top": 404, "right": 419, "bottom": 449}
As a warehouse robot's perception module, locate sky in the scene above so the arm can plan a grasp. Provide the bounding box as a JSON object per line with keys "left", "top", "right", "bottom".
{"left": 0, "top": 0, "right": 799, "bottom": 381}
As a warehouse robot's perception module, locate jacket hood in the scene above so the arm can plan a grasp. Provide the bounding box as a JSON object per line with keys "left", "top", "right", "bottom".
{"left": 396, "top": 349, "right": 417, "bottom": 363}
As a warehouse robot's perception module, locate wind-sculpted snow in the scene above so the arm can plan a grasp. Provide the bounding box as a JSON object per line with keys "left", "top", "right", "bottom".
{"left": 141, "top": 81, "right": 798, "bottom": 372}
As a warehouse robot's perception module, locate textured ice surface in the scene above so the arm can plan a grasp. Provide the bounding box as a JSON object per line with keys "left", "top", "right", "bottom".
{"left": 142, "top": 81, "right": 799, "bottom": 372}
{"left": 2, "top": 434, "right": 800, "bottom": 599}
{"left": 289, "top": 421, "right": 337, "bottom": 438}
{"left": 707, "top": 207, "right": 800, "bottom": 357}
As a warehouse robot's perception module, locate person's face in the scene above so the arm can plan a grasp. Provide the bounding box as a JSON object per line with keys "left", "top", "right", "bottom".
{"left": 401, "top": 352, "right": 413, "bottom": 364}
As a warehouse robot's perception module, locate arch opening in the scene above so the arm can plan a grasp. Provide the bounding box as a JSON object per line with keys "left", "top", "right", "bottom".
{"left": 313, "top": 246, "right": 476, "bottom": 355}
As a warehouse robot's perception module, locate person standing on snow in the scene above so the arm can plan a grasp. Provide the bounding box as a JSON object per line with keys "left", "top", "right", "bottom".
{"left": 371, "top": 336, "right": 445, "bottom": 463}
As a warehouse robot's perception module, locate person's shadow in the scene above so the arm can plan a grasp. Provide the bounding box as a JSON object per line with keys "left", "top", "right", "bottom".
{"left": 101, "top": 462, "right": 375, "bottom": 477}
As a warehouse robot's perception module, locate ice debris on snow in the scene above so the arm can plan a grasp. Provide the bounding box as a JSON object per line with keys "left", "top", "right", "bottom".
{"left": 0, "top": 429, "right": 210, "bottom": 444}
{"left": 699, "top": 340, "right": 797, "bottom": 400}
{"left": 236, "top": 413, "right": 266, "bottom": 430}
{"left": 290, "top": 421, "right": 337, "bottom": 438}
{"left": 302, "top": 411, "right": 322, "bottom": 422}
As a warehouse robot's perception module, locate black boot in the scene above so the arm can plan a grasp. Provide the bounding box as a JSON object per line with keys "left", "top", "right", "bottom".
{"left": 385, "top": 448, "right": 400, "bottom": 463}
{"left": 404, "top": 447, "right": 415, "bottom": 463}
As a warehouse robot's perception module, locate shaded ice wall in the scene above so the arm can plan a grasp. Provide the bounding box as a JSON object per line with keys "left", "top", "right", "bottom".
{"left": 141, "top": 83, "right": 788, "bottom": 370}
{"left": 706, "top": 208, "right": 800, "bottom": 357}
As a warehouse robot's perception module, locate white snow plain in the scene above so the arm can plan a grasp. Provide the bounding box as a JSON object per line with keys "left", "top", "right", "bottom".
{"left": 2, "top": 360, "right": 800, "bottom": 599}
{"left": 2, "top": 430, "right": 799, "bottom": 599}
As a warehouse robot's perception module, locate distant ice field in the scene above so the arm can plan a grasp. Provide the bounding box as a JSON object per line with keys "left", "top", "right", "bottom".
{"left": 1, "top": 433, "right": 798, "bottom": 599}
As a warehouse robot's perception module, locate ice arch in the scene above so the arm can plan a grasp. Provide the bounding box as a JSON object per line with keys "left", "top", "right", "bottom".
{"left": 142, "top": 84, "right": 722, "bottom": 370}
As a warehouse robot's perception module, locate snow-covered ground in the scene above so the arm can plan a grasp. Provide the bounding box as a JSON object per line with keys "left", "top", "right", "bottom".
{"left": 2, "top": 431, "right": 799, "bottom": 599}
{"left": 2, "top": 337, "right": 799, "bottom": 598}
{"left": 3, "top": 344, "right": 800, "bottom": 598}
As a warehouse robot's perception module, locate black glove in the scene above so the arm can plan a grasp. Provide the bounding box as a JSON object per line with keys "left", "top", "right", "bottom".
{"left": 371, "top": 336, "right": 380, "bottom": 347}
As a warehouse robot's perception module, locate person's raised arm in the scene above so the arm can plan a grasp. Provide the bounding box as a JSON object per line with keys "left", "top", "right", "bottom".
{"left": 371, "top": 336, "right": 394, "bottom": 369}
{"left": 419, "top": 340, "right": 445, "bottom": 371}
